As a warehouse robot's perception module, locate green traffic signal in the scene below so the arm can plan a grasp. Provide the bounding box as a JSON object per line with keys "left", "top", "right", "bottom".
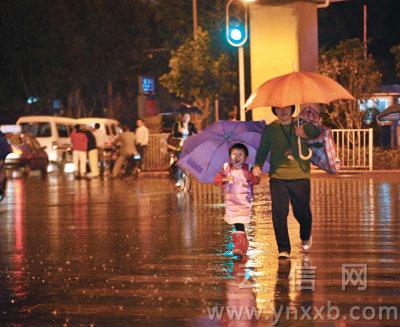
{"left": 226, "top": 0, "right": 248, "bottom": 47}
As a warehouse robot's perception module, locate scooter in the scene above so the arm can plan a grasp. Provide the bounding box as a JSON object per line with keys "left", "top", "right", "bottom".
{"left": 167, "top": 138, "right": 191, "bottom": 192}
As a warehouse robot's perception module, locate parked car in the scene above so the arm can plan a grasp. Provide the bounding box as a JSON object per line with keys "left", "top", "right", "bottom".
{"left": 16, "top": 116, "right": 78, "bottom": 166}
{"left": 4, "top": 133, "right": 49, "bottom": 177}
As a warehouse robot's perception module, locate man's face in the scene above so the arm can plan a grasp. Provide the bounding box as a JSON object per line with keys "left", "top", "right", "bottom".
{"left": 182, "top": 114, "right": 190, "bottom": 123}
{"left": 275, "top": 106, "right": 293, "bottom": 122}
{"left": 230, "top": 148, "right": 246, "bottom": 166}
{"left": 137, "top": 119, "right": 143, "bottom": 127}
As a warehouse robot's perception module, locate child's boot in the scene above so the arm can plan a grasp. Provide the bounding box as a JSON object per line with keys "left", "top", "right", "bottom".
{"left": 232, "top": 231, "right": 249, "bottom": 257}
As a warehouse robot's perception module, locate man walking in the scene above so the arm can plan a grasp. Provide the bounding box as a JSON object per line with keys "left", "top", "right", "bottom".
{"left": 252, "top": 106, "right": 320, "bottom": 259}
{"left": 84, "top": 127, "right": 99, "bottom": 178}
{"left": 70, "top": 125, "right": 88, "bottom": 179}
{"left": 135, "top": 118, "right": 149, "bottom": 171}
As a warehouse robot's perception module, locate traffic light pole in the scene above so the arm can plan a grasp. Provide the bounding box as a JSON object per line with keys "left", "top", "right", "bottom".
{"left": 226, "top": 0, "right": 248, "bottom": 121}
{"left": 238, "top": 46, "right": 245, "bottom": 121}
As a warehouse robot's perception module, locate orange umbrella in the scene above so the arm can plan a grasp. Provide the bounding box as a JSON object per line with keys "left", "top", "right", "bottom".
{"left": 245, "top": 71, "right": 354, "bottom": 110}
{"left": 245, "top": 71, "right": 354, "bottom": 161}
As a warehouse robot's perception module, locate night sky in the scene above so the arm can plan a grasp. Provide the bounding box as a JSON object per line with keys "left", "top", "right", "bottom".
{"left": 318, "top": 0, "right": 400, "bottom": 84}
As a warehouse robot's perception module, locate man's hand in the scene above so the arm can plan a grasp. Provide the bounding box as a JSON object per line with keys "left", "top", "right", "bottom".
{"left": 252, "top": 165, "right": 262, "bottom": 177}
{"left": 295, "top": 125, "right": 307, "bottom": 138}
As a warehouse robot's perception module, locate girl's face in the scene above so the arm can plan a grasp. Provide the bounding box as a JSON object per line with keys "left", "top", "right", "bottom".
{"left": 230, "top": 148, "right": 246, "bottom": 166}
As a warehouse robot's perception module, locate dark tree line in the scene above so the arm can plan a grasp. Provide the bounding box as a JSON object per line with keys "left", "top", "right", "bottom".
{"left": 0, "top": 0, "right": 231, "bottom": 124}
{"left": 318, "top": 0, "right": 400, "bottom": 84}
{"left": 1, "top": 0, "right": 399, "bottom": 125}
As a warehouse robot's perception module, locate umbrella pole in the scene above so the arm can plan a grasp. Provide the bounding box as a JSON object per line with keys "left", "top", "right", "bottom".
{"left": 296, "top": 104, "right": 312, "bottom": 160}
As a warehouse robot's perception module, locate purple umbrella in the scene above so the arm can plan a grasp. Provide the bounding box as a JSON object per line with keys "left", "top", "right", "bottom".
{"left": 177, "top": 120, "right": 269, "bottom": 183}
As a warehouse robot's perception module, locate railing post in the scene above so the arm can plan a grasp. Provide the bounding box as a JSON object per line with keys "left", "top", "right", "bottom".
{"left": 369, "top": 128, "right": 373, "bottom": 170}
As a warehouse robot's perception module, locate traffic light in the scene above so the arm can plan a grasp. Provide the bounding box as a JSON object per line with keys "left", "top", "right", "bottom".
{"left": 226, "top": 0, "right": 248, "bottom": 47}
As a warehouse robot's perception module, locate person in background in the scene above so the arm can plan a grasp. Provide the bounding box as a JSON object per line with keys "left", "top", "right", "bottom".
{"left": 83, "top": 127, "right": 99, "bottom": 178}
{"left": 135, "top": 118, "right": 149, "bottom": 172}
{"left": 172, "top": 113, "right": 197, "bottom": 139}
{"left": 171, "top": 113, "right": 197, "bottom": 187}
{"left": 92, "top": 123, "right": 108, "bottom": 175}
{"left": 93, "top": 123, "right": 107, "bottom": 150}
{"left": 228, "top": 111, "right": 237, "bottom": 121}
{"left": 70, "top": 125, "right": 88, "bottom": 179}
{"left": 112, "top": 124, "right": 137, "bottom": 178}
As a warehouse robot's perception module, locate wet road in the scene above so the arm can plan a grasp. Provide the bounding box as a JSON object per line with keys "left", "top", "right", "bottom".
{"left": 1, "top": 172, "right": 400, "bottom": 326}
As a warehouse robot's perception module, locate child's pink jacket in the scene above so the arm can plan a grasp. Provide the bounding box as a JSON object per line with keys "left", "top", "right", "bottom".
{"left": 214, "top": 163, "right": 260, "bottom": 225}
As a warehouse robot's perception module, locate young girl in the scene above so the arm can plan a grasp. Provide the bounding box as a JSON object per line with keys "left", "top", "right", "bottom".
{"left": 214, "top": 143, "right": 260, "bottom": 257}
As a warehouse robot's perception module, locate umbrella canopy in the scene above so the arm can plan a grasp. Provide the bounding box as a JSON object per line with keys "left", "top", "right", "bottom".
{"left": 245, "top": 71, "right": 354, "bottom": 109}
{"left": 376, "top": 104, "right": 400, "bottom": 122}
{"left": 177, "top": 103, "right": 202, "bottom": 115}
{"left": 177, "top": 120, "right": 269, "bottom": 183}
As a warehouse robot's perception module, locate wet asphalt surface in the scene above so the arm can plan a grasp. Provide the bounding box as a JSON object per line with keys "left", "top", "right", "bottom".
{"left": 1, "top": 171, "right": 400, "bottom": 326}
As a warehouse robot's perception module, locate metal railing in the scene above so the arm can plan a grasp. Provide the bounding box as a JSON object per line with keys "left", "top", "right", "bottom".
{"left": 143, "top": 133, "right": 170, "bottom": 171}
{"left": 145, "top": 129, "right": 374, "bottom": 173}
{"left": 331, "top": 128, "right": 373, "bottom": 171}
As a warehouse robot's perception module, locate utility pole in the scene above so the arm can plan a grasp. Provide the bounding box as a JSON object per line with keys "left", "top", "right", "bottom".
{"left": 238, "top": 46, "right": 245, "bottom": 121}
{"left": 363, "top": 4, "right": 367, "bottom": 59}
{"left": 193, "top": 0, "right": 198, "bottom": 40}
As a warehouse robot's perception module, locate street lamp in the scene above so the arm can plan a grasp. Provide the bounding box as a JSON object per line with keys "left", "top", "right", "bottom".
{"left": 226, "top": 0, "right": 252, "bottom": 121}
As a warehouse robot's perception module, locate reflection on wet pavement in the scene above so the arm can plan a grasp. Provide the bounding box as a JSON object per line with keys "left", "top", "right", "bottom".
{"left": 0, "top": 173, "right": 400, "bottom": 326}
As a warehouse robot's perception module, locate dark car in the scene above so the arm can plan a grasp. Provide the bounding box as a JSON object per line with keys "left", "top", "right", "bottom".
{"left": 4, "top": 133, "right": 49, "bottom": 176}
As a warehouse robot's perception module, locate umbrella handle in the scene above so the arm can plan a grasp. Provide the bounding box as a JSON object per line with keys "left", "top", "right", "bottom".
{"left": 297, "top": 136, "right": 312, "bottom": 160}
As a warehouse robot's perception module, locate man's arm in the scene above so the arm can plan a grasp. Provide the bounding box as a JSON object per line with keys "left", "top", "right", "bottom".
{"left": 255, "top": 127, "right": 271, "bottom": 168}
{"left": 143, "top": 128, "right": 149, "bottom": 145}
{"left": 303, "top": 123, "right": 321, "bottom": 139}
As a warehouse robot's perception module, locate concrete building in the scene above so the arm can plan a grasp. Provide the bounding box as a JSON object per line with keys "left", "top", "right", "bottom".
{"left": 249, "top": 0, "right": 346, "bottom": 122}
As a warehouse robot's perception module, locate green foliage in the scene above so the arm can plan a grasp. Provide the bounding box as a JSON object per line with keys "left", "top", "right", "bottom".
{"left": 159, "top": 28, "right": 236, "bottom": 126}
{"left": 391, "top": 45, "right": 400, "bottom": 79}
{"left": 319, "top": 39, "right": 382, "bottom": 129}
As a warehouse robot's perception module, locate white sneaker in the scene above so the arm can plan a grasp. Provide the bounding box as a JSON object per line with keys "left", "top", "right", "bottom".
{"left": 301, "top": 237, "right": 312, "bottom": 252}
{"left": 278, "top": 251, "right": 290, "bottom": 259}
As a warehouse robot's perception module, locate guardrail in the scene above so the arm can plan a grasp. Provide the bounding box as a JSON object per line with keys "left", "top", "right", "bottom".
{"left": 332, "top": 128, "right": 373, "bottom": 171}
{"left": 143, "top": 133, "right": 170, "bottom": 171}
{"left": 145, "top": 129, "right": 374, "bottom": 173}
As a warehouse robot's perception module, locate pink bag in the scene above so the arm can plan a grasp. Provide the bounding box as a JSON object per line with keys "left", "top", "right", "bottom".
{"left": 299, "top": 106, "right": 341, "bottom": 174}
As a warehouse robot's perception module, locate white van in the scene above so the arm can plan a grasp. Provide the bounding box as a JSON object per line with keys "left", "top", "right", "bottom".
{"left": 16, "top": 116, "right": 78, "bottom": 164}
{"left": 77, "top": 118, "right": 122, "bottom": 147}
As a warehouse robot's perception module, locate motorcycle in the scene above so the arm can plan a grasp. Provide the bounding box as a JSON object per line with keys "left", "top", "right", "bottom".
{"left": 101, "top": 144, "right": 140, "bottom": 178}
{"left": 167, "top": 137, "right": 191, "bottom": 192}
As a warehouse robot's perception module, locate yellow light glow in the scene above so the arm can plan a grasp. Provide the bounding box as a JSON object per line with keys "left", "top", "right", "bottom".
{"left": 13, "top": 147, "right": 23, "bottom": 156}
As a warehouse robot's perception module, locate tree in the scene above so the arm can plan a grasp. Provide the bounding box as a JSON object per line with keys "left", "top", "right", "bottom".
{"left": 318, "top": 38, "right": 382, "bottom": 129}
{"left": 159, "top": 28, "right": 236, "bottom": 127}
{"left": 391, "top": 45, "right": 400, "bottom": 79}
